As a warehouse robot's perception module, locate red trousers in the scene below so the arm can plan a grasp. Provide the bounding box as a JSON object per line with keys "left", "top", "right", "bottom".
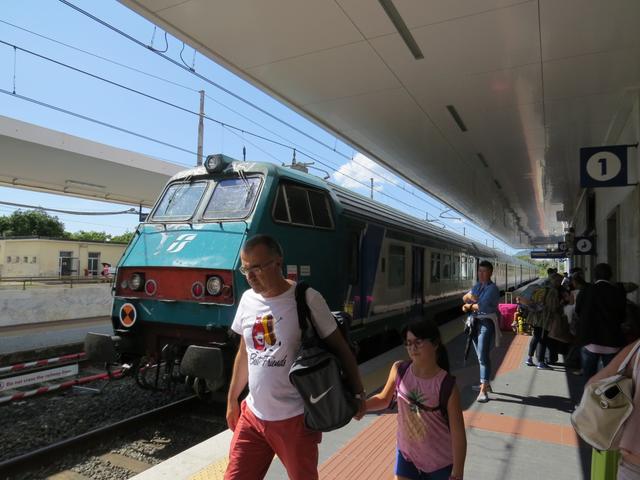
{"left": 224, "top": 401, "right": 322, "bottom": 480}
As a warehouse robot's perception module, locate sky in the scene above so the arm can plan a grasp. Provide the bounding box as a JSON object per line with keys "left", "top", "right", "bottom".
{"left": 0, "top": 0, "right": 517, "bottom": 254}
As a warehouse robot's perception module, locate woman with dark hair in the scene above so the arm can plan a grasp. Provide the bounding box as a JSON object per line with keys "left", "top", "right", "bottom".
{"left": 365, "top": 320, "right": 466, "bottom": 480}
{"left": 462, "top": 260, "right": 501, "bottom": 402}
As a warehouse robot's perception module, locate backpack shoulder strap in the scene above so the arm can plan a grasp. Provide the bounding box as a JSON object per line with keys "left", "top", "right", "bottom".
{"left": 438, "top": 373, "right": 456, "bottom": 425}
{"left": 395, "top": 360, "right": 412, "bottom": 388}
{"left": 295, "top": 281, "right": 311, "bottom": 332}
{"left": 388, "top": 360, "right": 412, "bottom": 409}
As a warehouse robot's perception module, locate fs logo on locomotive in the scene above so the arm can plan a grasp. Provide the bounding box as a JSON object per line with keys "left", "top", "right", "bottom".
{"left": 166, "top": 233, "right": 197, "bottom": 253}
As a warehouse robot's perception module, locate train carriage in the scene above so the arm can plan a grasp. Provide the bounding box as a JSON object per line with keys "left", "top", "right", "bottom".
{"left": 85, "top": 154, "right": 536, "bottom": 393}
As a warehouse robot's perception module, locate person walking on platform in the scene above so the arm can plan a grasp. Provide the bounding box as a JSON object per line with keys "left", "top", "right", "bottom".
{"left": 524, "top": 273, "right": 563, "bottom": 369}
{"left": 224, "top": 234, "right": 365, "bottom": 480}
{"left": 365, "top": 320, "right": 466, "bottom": 480}
{"left": 575, "top": 262, "right": 627, "bottom": 381}
{"left": 462, "top": 260, "right": 501, "bottom": 403}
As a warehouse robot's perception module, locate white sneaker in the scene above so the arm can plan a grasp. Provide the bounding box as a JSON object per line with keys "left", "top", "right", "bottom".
{"left": 476, "top": 392, "right": 489, "bottom": 403}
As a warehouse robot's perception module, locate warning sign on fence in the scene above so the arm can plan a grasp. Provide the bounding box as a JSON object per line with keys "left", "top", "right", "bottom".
{"left": 0, "top": 364, "right": 79, "bottom": 392}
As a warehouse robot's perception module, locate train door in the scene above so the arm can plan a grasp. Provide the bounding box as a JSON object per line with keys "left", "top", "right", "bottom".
{"left": 345, "top": 227, "right": 361, "bottom": 320}
{"left": 411, "top": 246, "right": 425, "bottom": 314}
{"left": 352, "top": 224, "right": 385, "bottom": 324}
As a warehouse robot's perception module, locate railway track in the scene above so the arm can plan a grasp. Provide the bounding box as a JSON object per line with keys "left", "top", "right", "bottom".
{"left": 0, "top": 395, "right": 226, "bottom": 479}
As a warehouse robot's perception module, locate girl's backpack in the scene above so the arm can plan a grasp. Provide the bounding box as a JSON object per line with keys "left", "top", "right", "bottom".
{"left": 391, "top": 361, "right": 456, "bottom": 426}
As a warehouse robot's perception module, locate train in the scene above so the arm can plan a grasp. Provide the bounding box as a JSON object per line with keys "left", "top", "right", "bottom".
{"left": 85, "top": 154, "right": 537, "bottom": 393}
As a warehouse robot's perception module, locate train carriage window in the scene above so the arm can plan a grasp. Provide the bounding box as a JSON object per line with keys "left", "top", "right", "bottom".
{"left": 467, "top": 257, "right": 476, "bottom": 280}
{"left": 461, "top": 256, "right": 467, "bottom": 279}
{"left": 453, "top": 255, "right": 460, "bottom": 280}
{"left": 430, "top": 252, "right": 440, "bottom": 283}
{"left": 308, "top": 191, "right": 333, "bottom": 228}
{"left": 388, "top": 245, "right": 405, "bottom": 287}
{"left": 287, "top": 186, "right": 313, "bottom": 225}
{"left": 203, "top": 177, "right": 261, "bottom": 220}
{"left": 152, "top": 181, "right": 207, "bottom": 221}
{"left": 272, "top": 183, "right": 334, "bottom": 229}
{"left": 273, "top": 186, "right": 289, "bottom": 222}
{"left": 442, "top": 254, "right": 451, "bottom": 280}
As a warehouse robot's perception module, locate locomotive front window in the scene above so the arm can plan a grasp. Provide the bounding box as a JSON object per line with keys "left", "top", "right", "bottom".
{"left": 152, "top": 182, "right": 207, "bottom": 221}
{"left": 203, "top": 177, "right": 261, "bottom": 220}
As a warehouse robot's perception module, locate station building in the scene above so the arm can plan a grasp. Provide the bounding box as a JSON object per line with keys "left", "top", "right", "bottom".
{"left": 0, "top": 236, "right": 126, "bottom": 278}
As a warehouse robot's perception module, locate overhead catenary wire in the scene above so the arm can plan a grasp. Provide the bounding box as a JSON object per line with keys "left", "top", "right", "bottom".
{"left": 1, "top": 14, "right": 461, "bottom": 218}
{"left": 0, "top": 39, "right": 454, "bottom": 223}
{"left": 0, "top": 200, "right": 139, "bottom": 215}
{"left": 0, "top": 36, "right": 509, "bottom": 250}
{"left": 1, "top": 85, "right": 503, "bottom": 245}
{"left": 56, "top": 0, "right": 514, "bottom": 247}
{"left": 0, "top": 19, "right": 197, "bottom": 93}
{"left": 0, "top": 88, "right": 197, "bottom": 160}
{"left": 55, "top": 0, "right": 456, "bottom": 212}
{"left": 0, "top": 205, "right": 134, "bottom": 231}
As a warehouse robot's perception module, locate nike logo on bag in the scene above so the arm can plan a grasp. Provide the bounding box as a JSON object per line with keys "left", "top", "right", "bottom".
{"left": 309, "top": 386, "right": 333, "bottom": 404}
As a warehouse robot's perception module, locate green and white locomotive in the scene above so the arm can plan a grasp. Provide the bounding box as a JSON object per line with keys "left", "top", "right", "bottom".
{"left": 86, "top": 154, "right": 536, "bottom": 393}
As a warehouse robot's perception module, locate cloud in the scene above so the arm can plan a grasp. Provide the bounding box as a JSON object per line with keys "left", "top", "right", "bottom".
{"left": 331, "top": 153, "right": 396, "bottom": 193}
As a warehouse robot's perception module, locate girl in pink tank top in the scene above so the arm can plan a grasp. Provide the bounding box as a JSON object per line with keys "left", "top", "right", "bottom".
{"left": 366, "top": 320, "right": 467, "bottom": 480}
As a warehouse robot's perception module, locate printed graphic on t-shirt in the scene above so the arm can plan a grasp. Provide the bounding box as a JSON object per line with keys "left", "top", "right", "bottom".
{"left": 252, "top": 314, "right": 277, "bottom": 351}
{"left": 401, "top": 390, "right": 428, "bottom": 440}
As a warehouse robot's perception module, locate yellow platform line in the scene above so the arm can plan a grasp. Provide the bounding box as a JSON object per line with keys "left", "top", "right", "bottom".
{"left": 188, "top": 456, "right": 229, "bottom": 480}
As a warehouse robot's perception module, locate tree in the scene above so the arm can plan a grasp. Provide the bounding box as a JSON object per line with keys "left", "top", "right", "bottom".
{"left": 0, "top": 210, "right": 66, "bottom": 237}
{"left": 68, "top": 230, "right": 110, "bottom": 242}
{"left": 110, "top": 231, "right": 135, "bottom": 244}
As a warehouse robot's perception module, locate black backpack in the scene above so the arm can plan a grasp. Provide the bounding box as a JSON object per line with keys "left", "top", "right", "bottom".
{"left": 288, "top": 282, "right": 357, "bottom": 432}
{"left": 392, "top": 360, "right": 456, "bottom": 427}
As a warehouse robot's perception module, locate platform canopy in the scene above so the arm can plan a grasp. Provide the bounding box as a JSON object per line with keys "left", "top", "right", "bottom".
{"left": 121, "top": 0, "right": 640, "bottom": 248}
{"left": 0, "top": 115, "right": 181, "bottom": 207}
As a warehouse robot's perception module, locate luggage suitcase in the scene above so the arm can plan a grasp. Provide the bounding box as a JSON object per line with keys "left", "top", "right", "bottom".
{"left": 498, "top": 303, "right": 518, "bottom": 331}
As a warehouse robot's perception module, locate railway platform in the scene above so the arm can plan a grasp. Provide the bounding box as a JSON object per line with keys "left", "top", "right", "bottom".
{"left": 132, "top": 302, "right": 592, "bottom": 479}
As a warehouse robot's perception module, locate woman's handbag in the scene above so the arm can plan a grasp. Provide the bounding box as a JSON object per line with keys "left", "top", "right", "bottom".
{"left": 571, "top": 340, "right": 640, "bottom": 451}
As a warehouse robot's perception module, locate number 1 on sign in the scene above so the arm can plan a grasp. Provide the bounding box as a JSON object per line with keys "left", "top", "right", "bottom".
{"left": 598, "top": 157, "right": 607, "bottom": 176}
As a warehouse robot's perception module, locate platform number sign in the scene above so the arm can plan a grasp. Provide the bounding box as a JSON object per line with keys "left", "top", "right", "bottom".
{"left": 573, "top": 236, "right": 595, "bottom": 256}
{"left": 580, "top": 145, "right": 630, "bottom": 188}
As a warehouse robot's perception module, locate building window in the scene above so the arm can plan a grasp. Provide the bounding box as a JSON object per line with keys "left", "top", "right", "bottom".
{"left": 388, "top": 245, "right": 405, "bottom": 287}
{"left": 6, "top": 256, "right": 11, "bottom": 263}
{"left": 31, "top": 256, "right": 37, "bottom": 263}
{"left": 15, "top": 256, "right": 20, "bottom": 263}
{"left": 88, "top": 252, "right": 100, "bottom": 276}
{"left": 23, "top": 256, "right": 28, "bottom": 263}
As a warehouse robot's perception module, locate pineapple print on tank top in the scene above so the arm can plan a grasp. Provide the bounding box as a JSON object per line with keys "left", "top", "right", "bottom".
{"left": 396, "top": 366, "right": 453, "bottom": 473}
{"left": 402, "top": 388, "right": 428, "bottom": 440}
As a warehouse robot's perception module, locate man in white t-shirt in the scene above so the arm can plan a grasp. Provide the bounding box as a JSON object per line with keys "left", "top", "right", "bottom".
{"left": 224, "top": 234, "right": 365, "bottom": 480}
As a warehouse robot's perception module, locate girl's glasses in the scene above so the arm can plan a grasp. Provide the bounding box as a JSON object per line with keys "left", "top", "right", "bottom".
{"left": 404, "top": 339, "right": 426, "bottom": 349}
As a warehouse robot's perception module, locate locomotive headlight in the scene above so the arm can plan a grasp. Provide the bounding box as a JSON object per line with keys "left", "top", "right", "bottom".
{"left": 129, "top": 273, "right": 145, "bottom": 291}
{"left": 206, "top": 275, "right": 223, "bottom": 296}
{"left": 204, "top": 154, "right": 232, "bottom": 173}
